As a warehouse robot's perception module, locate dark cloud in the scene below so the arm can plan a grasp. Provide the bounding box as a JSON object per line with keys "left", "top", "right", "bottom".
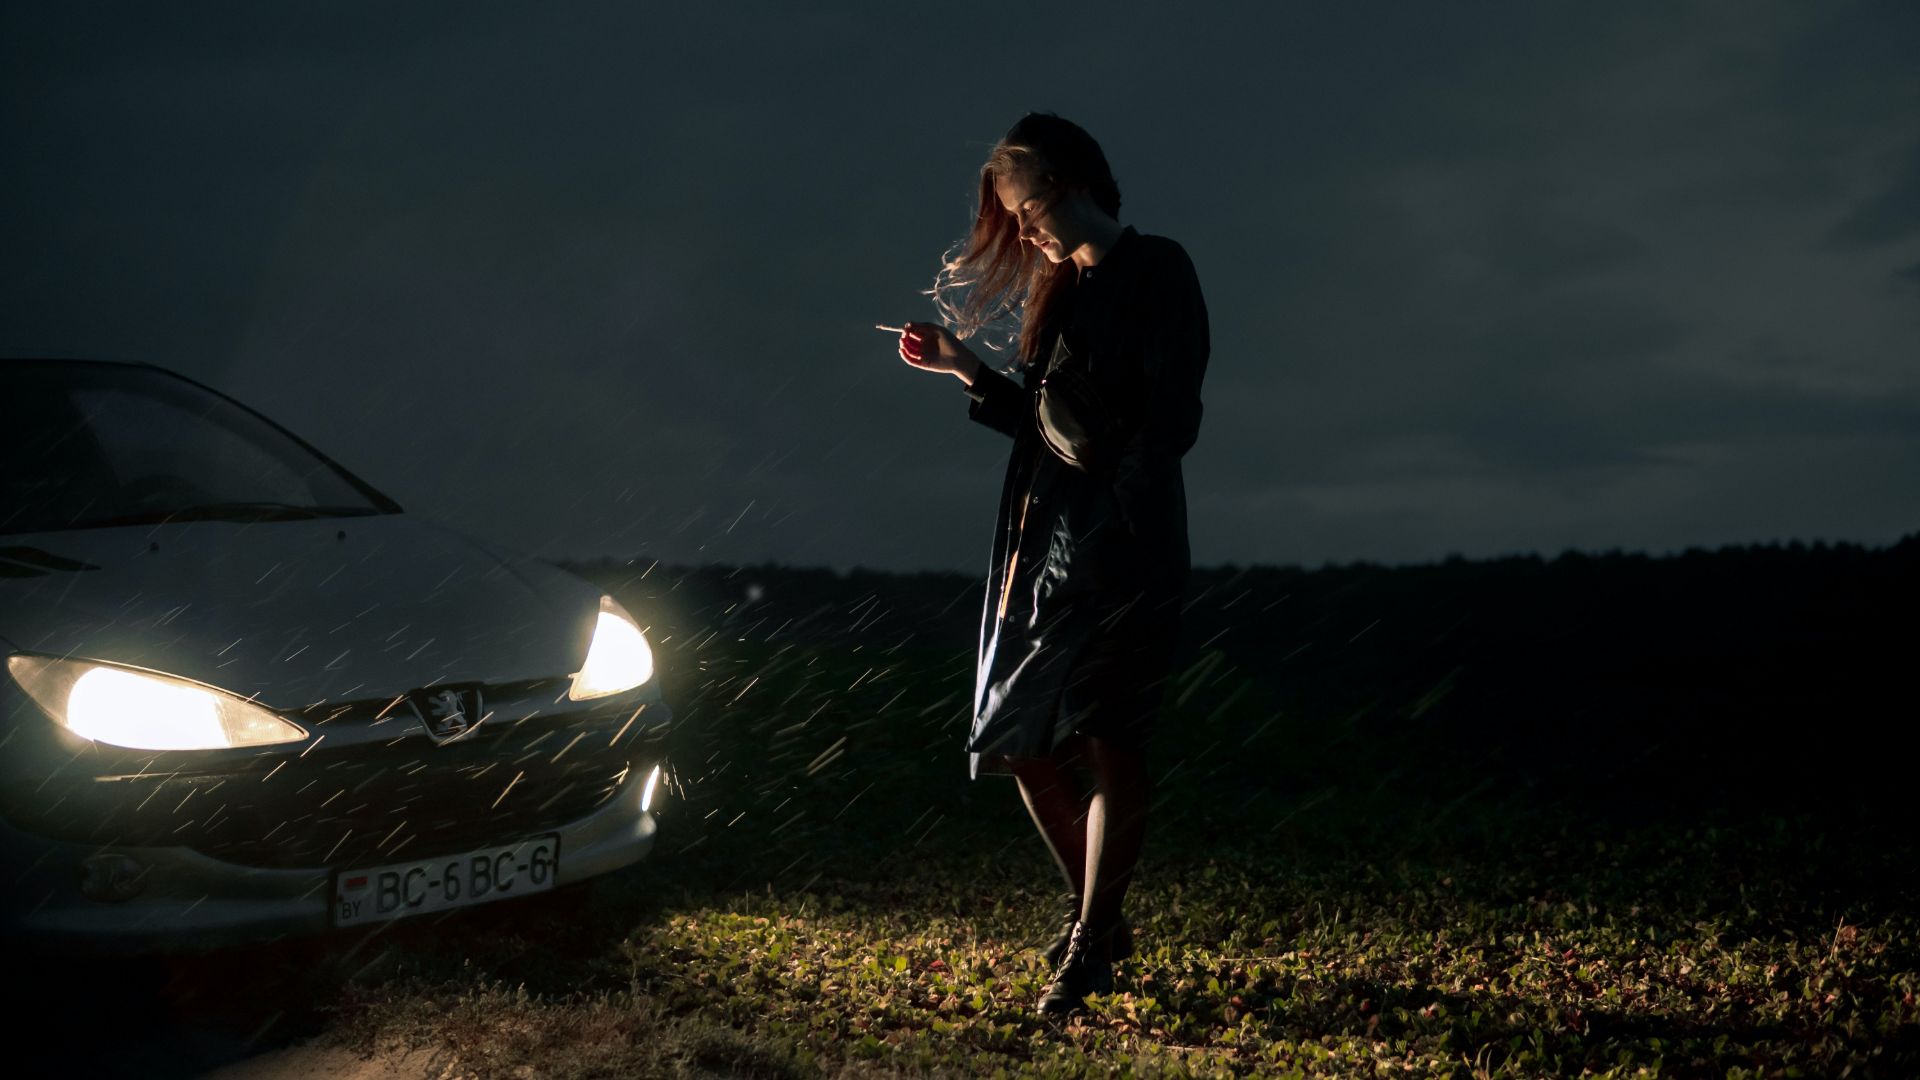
{"left": 3, "top": 1, "right": 1917, "bottom": 571}
{"left": 1829, "top": 147, "right": 1920, "bottom": 249}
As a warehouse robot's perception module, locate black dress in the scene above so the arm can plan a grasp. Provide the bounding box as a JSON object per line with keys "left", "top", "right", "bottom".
{"left": 961, "top": 226, "right": 1210, "bottom": 779}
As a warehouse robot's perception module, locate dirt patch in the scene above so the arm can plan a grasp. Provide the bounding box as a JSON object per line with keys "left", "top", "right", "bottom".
{"left": 203, "top": 1040, "right": 443, "bottom": 1080}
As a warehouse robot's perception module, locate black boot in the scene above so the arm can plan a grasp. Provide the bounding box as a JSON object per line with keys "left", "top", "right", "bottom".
{"left": 1044, "top": 893, "right": 1133, "bottom": 969}
{"left": 1037, "top": 920, "right": 1116, "bottom": 1018}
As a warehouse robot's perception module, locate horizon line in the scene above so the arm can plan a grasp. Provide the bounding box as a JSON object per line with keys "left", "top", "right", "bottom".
{"left": 547, "top": 530, "right": 1920, "bottom": 576}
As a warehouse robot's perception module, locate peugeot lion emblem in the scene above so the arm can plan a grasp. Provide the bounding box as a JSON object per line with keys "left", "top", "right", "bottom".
{"left": 408, "top": 686, "right": 486, "bottom": 745}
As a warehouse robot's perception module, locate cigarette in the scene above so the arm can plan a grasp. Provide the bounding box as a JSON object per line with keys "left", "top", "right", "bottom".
{"left": 874, "top": 323, "right": 906, "bottom": 333}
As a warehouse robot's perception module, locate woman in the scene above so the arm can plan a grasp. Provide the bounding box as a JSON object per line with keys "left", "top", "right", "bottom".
{"left": 890, "top": 112, "right": 1210, "bottom": 1017}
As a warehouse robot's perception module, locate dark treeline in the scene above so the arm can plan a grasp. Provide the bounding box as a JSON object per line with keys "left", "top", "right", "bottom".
{"left": 561, "top": 532, "right": 1917, "bottom": 826}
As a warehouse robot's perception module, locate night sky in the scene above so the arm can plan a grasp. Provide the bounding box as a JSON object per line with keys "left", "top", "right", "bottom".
{"left": 4, "top": 2, "right": 1916, "bottom": 574}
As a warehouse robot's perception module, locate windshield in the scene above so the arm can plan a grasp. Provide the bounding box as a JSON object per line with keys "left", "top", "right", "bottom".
{"left": 1, "top": 361, "right": 396, "bottom": 534}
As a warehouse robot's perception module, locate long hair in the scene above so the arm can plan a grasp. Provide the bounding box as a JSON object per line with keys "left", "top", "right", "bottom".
{"left": 928, "top": 113, "right": 1123, "bottom": 368}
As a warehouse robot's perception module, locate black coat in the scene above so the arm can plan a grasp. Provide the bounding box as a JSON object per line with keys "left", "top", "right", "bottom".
{"left": 961, "top": 227, "right": 1210, "bottom": 779}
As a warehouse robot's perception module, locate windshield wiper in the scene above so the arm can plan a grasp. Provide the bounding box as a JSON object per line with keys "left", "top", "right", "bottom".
{"left": 67, "top": 503, "right": 386, "bottom": 528}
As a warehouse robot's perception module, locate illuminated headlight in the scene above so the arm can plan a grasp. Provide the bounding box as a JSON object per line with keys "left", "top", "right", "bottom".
{"left": 568, "top": 595, "right": 655, "bottom": 701}
{"left": 7, "top": 655, "right": 307, "bottom": 751}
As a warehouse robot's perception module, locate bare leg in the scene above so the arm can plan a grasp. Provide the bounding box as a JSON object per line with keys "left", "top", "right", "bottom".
{"left": 1007, "top": 739, "right": 1091, "bottom": 899}
{"left": 1080, "top": 734, "right": 1151, "bottom": 935}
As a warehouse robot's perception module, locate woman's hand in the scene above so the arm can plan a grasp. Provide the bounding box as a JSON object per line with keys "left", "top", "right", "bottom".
{"left": 896, "top": 321, "right": 978, "bottom": 379}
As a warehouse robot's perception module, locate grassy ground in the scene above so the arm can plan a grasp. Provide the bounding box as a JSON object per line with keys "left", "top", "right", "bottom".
{"left": 326, "top": 820, "right": 1917, "bottom": 1078}
{"left": 306, "top": 621, "right": 1918, "bottom": 1078}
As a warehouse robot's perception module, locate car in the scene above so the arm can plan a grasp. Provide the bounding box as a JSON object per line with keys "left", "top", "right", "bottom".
{"left": 0, "top": 357, "right": 674, "bottom": 951}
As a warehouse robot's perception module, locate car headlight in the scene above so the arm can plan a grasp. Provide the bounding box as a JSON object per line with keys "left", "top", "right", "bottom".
{"left": 7, "top": 655, "right": 308, "bottom": 751}
{"left": 568, "top": 595, "right": 655, "bottom": 701}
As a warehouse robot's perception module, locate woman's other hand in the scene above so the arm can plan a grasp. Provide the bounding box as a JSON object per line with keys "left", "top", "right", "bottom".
{"left": 897, "top": 321, "right": 978, "bottom": 380}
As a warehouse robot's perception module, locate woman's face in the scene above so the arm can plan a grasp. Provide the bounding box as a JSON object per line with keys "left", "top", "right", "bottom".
{"left": 993, "top": 169, "right": 1080, "bottom": 264}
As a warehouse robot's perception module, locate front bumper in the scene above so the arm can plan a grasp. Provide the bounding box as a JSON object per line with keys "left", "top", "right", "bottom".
{"left": 0, "top": 759, "right": 659, "bottom": 953}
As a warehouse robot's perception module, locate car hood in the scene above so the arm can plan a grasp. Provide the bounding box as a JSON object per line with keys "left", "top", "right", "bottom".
{"left": 0, "top": 514, "right": 600, "bottom": 709}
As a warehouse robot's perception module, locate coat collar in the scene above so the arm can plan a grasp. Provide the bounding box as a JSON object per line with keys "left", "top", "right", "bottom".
{"left": 1076, "top": 225, "right": 1139, "bottom": 284}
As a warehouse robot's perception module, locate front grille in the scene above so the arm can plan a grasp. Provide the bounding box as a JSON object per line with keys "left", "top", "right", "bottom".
{"left": 10, "top": 685, "right": 672, "bottom": 871}
{"left": 189, "top": 758, "right": 630, "bottom": 870}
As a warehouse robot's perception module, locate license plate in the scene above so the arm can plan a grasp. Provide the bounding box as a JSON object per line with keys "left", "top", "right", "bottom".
{"left": 332, "top": 834, "right": 560, "bottom": 927}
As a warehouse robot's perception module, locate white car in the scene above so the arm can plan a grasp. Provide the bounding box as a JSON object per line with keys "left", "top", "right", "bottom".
{"left": 0, "top": 358, "right": 672, "bottom": 950}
